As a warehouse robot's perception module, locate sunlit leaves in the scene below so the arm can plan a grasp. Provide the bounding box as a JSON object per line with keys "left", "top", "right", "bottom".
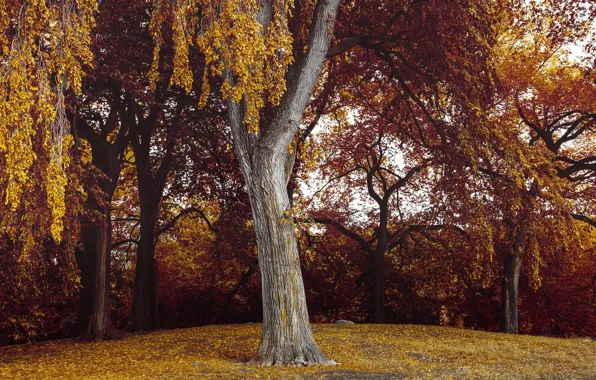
{"left": 151, "top": 0, "right": 294, "bottom": 133}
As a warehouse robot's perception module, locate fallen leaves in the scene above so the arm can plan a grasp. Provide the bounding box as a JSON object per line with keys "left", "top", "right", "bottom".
{"left": 1, "top": 324, "right": 595, "bottom": 379}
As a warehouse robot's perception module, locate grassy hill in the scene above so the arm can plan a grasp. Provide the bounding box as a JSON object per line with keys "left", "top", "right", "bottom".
{"left": 1, "top": 324, "right": 594, "bottom": 379}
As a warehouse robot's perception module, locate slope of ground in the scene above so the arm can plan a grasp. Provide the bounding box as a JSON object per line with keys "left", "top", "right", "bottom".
{"left": 1, "top": 324, "right": 594, "bottom": 379}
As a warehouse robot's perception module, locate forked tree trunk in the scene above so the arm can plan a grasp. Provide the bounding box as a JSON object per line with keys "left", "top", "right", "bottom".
{"left": 76, "top": 206, "right": 116, "bottom": 340}
{"left": 500, "top": 221, "right": 526, "bottom": 334}
{"left": 129, "top": 106, "right": 176, "bottom": 332}
{"left": 224, "top": 0, "right": 340, "bottom": 365}
{"left": 71, "top": 95, "right": 129, "bottom": 341}
{"left": 245, "top": 149, "right": 333, "bottom": 365}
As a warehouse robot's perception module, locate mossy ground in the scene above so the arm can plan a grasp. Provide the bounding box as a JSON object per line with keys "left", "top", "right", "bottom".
{"left": 1, "top": 324, "right": 595, "bottom": 379}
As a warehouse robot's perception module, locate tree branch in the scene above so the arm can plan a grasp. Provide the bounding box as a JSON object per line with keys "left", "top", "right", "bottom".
{"left": 572, "top": 213, "right": 596, "bottom": 228}
{"left": 157, "top": 207, "right": 215, "bottom": 236}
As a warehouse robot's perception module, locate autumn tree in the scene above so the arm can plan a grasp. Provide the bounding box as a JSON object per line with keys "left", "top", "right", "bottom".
{"left": 68, "top": 0, "right": 163, "bottom": 339}
{"left": 306, "top": 106, "right": 437, "bottom": 324}
{"left": 513, "top": 58, "right": 596, "bottom": 228}
{"left": 486, "top": 2, "right": 596, "bottom": 332}
{"left": 295, "top": 0, "right": 500, "bottom": 324}
{"left": 0, "top": 0, "right": 95, "bottom": 239}
{"left": 128, "top": 90, "right": 230, "bottom": 331}
{"left": 151, "top": 0, "right": 342, "bottom": 365}
{"left": 72, "top": 0, "right": 233, "bottom": 333}
{"left": 0, "top": 0, "right": 101, "bottom": 339}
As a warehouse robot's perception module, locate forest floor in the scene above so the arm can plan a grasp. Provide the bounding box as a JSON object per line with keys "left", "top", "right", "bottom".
{"left": 1, "top": 323, "right": 595, "bottom": 379}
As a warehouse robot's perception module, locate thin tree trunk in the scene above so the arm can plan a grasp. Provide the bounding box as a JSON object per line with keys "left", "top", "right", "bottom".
{"left": 371, "top": 249, "right": 386, "bottom": 324}
{"left": 129, "top": 103, "right": 177, "bottom": 332}
{"left": 500, "top": 221, "right": 525, "bottom": 334}
{"left": 372, "top": 216, "right": 388, "bottom": 323}
{"left": 245, "top": 149, "right": 333, "bottom": 366}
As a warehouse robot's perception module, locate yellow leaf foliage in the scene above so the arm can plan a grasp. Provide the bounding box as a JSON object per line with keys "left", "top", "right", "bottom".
{"left": 150, "top": 0, "right": 294, "bottom": 134}
{"left": 0, "top": 0, "right": 96, "bottom": 241}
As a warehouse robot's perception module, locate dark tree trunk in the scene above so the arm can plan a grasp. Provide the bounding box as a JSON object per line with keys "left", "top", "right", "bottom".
{"left": 71, "top": 83, "right": 132, "bottom": 341}
{"left": 371, "top": 250, "right": 386, "bottom": 324}
{"left": 75, "top": 244, "right": 91, "bottom": 332}
{"left": 130, "top": 141, "right": 160, "bottom": 331}
{"left": 371, "top": 209, "right": 388, "bottom": 324}
{"left": 500, "top": 250, "right": 522, "bottom": 333}
{"left": 74, "top": 144, "right": 121, "bottom": 340}
{"left": 128, "top": 100, "right": 180, "bottom": 332}
{"left": 131, "top": 206, "right": 158, "bottom": 331}
{"left": 245, "top": 150, "right": 332, "bottom": 365}
{"left": 76, "top": 206, "right": 116, "bottom": 340}
{"left": 500, "top": 221, "right": 525, "bottom": 334}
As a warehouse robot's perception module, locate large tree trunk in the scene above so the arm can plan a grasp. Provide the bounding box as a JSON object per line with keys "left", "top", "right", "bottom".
{"left": 75, "top": 145, "right": 120, "bottom": 341}
{"left": 76, "top": 205, "right": 116, "bottom": 340}
{"left": 223, "top": 0, "right": 340, "bottom": 365}
{"left": 500, "top": 251, "right": 522, "bottom": 333}
{"left": 244, "top": 149, "right": 333, "bottom": 366}
{"left": 500, "top": 221, "right": 526, "bottom": 334}
{"left": 131, "top": 212, "right": 158, "bottom": 331}
{"left": 131, "top": 156, "right": 160, "bottom": 331}
{"left": 71, "top": 88, "right": 130, "bottom": 341}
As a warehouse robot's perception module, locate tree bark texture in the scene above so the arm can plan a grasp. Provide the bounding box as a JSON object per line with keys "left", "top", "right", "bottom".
{"left": 371, "top": 249, "right": 386, "bottom": 324}
{"left": 130, "top": 129, "right": 161, "bottom": 332}
{"left": 130, "top": 104, "right": 176, "bottom": 332}
{"left": 224, "top": 0, "right": 341, "bottom": 365}
{"left": 131, "top": 201, "right": 159, "bottom": 331}
{"left": 372, "top": 217, "right": 388, "bottom": 324}
{"left": 74, "top": 129, "right": 123, "bottom": 340}
{"left": 500, "top": 221, "right": 526, "bottom": 334}
{"left": 245, "top": 149, "right": 331, "bottom": 365}
{"left": 130, "top": 141, "right": 157, "bottom": 331}
{"left": 76, "top": 205, "right": 116, "bottom": 340}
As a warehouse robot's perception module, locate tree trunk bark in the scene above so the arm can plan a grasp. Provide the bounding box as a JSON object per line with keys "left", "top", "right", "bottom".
{"left": 131, "top": 171, "right": 159, "bottom": 331}
{"left": 371, "top": 250, "right": 386, "bottom": 324}
{"left": 245, "top": 149, "right": 333, "bottom": 366}
{"left": 131, "top": 219, "right": 158, "bottom": 331}
{"left": 71, "top": 96, "right": 129, "bottom": 341}
{"left": 371, "top": 204, "right": 389, "bottom": 323}
{"left": 223, "top": 0, "right": 339, "bottom": 365}
{"left": 77, "top": 205, "right": 116, "bottom": 340}
{"left": 500, "top": 221, "right": 525, "bottom": 334}
{"left": 500, "top": 251, "right": 522, "bottom": 333}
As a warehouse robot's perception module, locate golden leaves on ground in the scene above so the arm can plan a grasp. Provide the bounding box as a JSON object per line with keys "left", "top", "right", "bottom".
{"left": 1, "top": 324, "right": 595, "bottom": 379}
